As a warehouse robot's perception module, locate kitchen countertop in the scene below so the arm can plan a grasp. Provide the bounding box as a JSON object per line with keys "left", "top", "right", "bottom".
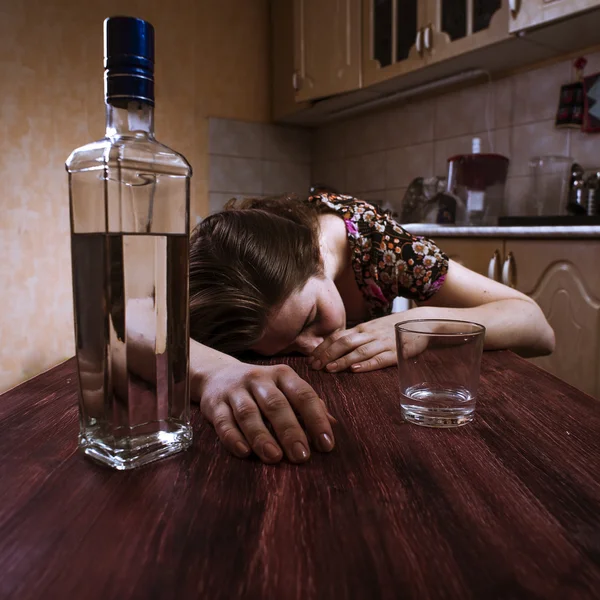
{"left": 1, "top": 353, "right": 600, "bottom": 599}
{"left": 403, "top": 224, "right": 600, "bottom": 238}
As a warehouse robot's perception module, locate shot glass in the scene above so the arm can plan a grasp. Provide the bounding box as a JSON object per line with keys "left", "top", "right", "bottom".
{"left": 395, "top": 319, "right": 485, "bottom": 427}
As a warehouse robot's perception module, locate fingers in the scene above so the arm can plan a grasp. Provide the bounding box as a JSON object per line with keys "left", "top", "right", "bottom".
{"left": 276, "top": 367, "right": 335, "bottom": 454}
{"left": 229, "top": 392, "right": 285, "bottom": 464}
{"left": 249, "top": 376, "right": 312, "bottom": 464}
{"left": 311, "top": 329, "right": 372, "bottom": 370}
{"left": 210, "top": 402, "right": 252, "bottom": 459}
{"left": 349, "top": 350, "right": 397, "bottom": 372}
{"left": 201, "top": 364, "right": 338, "bottom": 464}
{"left": 321, "top": 340, "right": 387, "bottom": 373}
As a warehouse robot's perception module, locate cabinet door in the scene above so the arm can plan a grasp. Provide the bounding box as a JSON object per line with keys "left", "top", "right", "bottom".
{"left": 294, "top": 0, "right": 362, "bottom": 102}
{"left": 271, "top": 0, "right": 309, "bottom": 121}
{"left": 509, "top": 0, "right": 600, "bottom": 33}
{"left": 362, "top": 0, "right": 428, "bottom": 86}
{"left": 425, "top": 0, "right": 509, "bottom": 64}
{"left": 507, "top": 240, "right": 600, "bottom": 399}
{"left": 435, "top": 237, "right": 504, "bottom": 278}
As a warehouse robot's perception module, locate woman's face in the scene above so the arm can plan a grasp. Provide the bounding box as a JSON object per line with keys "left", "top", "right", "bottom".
{"left": 251, "top": 276, "right": 346, "bottom": 357}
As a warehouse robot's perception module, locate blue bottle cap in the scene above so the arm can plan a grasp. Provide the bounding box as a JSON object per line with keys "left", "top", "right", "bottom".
{"left": 104, "top": 16, "right": 155, "bottom": 106}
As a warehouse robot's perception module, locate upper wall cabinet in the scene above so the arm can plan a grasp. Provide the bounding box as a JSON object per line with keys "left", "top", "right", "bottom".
{"left": 509, "top": 0, "right": 600, "bottom": 33}
{"left": 362, "top": 0, "right": 509, "bottom": 86}
{"left": 362, "top": 0, "right": 428, "bottom": 86}
{"left": 293, "top": 0, "right": 362, "bottom": 102}
{"left": 426, "top": 0, "right": 509, "bottom": 64}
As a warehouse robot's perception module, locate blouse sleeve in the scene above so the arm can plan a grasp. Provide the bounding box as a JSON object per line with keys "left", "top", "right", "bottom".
{"left": 384, "top": 222, "right": 449, "bottom": 302}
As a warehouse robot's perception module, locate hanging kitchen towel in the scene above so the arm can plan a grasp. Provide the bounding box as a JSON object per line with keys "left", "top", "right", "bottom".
{"left": 556, "top": 57, "right": 586, "bottom": 129}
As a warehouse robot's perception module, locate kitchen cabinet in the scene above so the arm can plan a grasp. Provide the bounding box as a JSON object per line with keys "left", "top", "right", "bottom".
{"left": 435, "top": 237, "right": 504, "bottom": 278}
{"left": 436, "top": 236, "right": 600, "bottom": 398}
{"left": 271, "top": 0, "right": 309, "bottom": 120}
{"left": 362, "top": 0, "right": 509, "bottom": 87}
{"left": 293, "top": 0, "right": 362, "bottom": 102}
{"left": 504, "top": 239, "right": 600, "bottom": 400}
{"left": 426, "top": 0, "right": 510, "bottom": 65}
{"left": 509, "top": 0, "right": 600, "bottom": 33}
{"left": 362, "top": 0, "right": 427, "bottom": 86}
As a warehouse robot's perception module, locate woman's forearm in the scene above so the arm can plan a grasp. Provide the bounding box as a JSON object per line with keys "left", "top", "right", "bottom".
{"left": 405, "top": 298, "right": 555, "bottom": 357}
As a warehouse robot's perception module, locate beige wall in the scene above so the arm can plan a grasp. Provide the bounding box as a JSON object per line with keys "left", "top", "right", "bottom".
{"left": 312, "top": 50, "right": 600, "bottom": 216}
{"left": 0, "top": 0, "right": 270, "bottom": 392}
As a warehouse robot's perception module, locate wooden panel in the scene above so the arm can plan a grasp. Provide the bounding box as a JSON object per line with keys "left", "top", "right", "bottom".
{"left": 434, "top": 237, "right": 504, "bottom": 278}
{"left": 427, "top": 0, "right": 510, "bottom": 65}
{"left": 294, "top": 0, "right": 362, "bottom": 102}
{"left": 271, "top": 0, "right": 309, "bottom": 121}
{"left": 507, "top": 239, "right": 600, "bottom": 399}
{"left": 1, "top": 354, "right": 600, "bottom": 598}
{"left": 509, "top": 0, "right": 600, "bottom": 33}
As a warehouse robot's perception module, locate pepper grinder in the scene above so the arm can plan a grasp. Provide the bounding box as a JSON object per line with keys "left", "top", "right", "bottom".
{"left": 567, "top": 163, "right": 587, "bottom": 215}
{"left": 586, "top": 171, "right": 600, "bottom": 216}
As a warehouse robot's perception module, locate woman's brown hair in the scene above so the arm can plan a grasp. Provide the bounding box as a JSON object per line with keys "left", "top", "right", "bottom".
{"left": 189, "top": 195, "right": 325, "bottom": 354}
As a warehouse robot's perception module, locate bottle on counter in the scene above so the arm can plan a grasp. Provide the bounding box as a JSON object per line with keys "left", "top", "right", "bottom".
{"left": 66, "top": 16, "right": 193, "bottom": 470}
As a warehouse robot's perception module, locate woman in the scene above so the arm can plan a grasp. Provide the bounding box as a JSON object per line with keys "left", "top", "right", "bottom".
{"left": 189, "top": 192, "right": 555, "bottom": 465}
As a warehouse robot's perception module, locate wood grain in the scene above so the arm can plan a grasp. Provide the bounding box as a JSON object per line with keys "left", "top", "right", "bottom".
{"left": 1, "top": 352, "right": 600, "bottom": 600}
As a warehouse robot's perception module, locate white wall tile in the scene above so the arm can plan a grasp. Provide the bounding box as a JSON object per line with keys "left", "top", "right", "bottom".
{"left": 208, "top": 118, "right": 263, "bottom": 158}
{"left": 312, "top": 120, "right": 350, "bottom": 162}
{"left": 344, "top": 111, "right": 389, "bottom": 157}
{"left": 434, "top": 84, "right": 490, "bottom": 139}
{"left": 262, "top": 161, "right": 310, "bottom": 196}
{"left": 509, "top": 120, "right": 570, "bottom": 177}
{"left": 209, "top": 155, "right": 263, "bottom": 194}
{"left": 509, "top": 60, "right": 570, "bottom": 126}
{"left": 387, "top": 143, "right": 434, "bottom": 188}
{"left": 385, "top": 98, "right": 435, "bottom": 149}
{"left": 263, "top": 124, "right": 311, "bottom": 163}
{"left": 345, "top": 151, "right": 387, "bottom": 194}
{"left": 312, "top": 160, "right": 346, "bottom": 192}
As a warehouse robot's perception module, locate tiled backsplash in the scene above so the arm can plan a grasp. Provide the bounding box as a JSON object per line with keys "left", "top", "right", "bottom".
{"left": 208, "top": 118, "right": 311, "bottom": 214}
{"left": 312, "top": 50, "right": 600, "bottom": 216}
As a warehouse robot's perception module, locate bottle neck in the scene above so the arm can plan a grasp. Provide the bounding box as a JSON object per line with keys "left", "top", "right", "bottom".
{"left": 105, "top": 101, "right": 154, "bottom": 138}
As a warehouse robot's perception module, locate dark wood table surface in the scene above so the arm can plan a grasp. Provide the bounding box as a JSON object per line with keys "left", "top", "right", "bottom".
{"left": 1, "top": 352, "right": 600, "bottom": 600}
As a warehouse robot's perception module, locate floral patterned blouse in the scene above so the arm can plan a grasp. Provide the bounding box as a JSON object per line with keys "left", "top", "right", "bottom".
{"left": 306, "top": 192, "right": 449, "bottom": 318}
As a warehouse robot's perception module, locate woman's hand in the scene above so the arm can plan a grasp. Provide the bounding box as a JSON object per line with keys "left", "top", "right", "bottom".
{"left": 310, "top": 313, "right": 405, "bottom": 373}
{"left": 196, "top": 353, "right": 336, "bottom": 464}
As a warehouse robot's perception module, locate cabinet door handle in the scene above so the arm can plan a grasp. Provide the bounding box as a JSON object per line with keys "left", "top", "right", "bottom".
{"left": 487, "top": 249, "right": 501, "bottom": 281}
{"left": 424, "top": 24, "right": 432, "bottom": 51}
{"left": 509, "top": 0, "right": 520, "bottom": 18}
{"left": 416, "top": 28, "right": 423, "bottom": 56}
{"left": 292, "top": 71, "right": 301, "bottom": 92}
{"left": 502, "top": 252, "right": 517, "bottom": 288}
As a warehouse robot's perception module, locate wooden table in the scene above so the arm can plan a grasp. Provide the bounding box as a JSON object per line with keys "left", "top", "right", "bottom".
{"left": 1, "top": 352, "right": 600, "bottom": 600}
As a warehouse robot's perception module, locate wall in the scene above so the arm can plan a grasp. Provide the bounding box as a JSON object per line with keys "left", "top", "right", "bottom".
{"left": 312, "top": 50, "right": 600, "bottom": 216}
{"left": 0, "top": 0, "right": 269, "bottom": 392}
{"left": 208, "top": 118, "right": 311, "bottom": 212}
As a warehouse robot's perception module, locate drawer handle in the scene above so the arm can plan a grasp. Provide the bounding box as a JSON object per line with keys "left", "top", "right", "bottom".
{"left": 487, "top": 249, "right": 501, "bottom": 281}
{"left": 292, "top": 70, "right": 301, "bottom": 92}
{"left": 502, "top": 252, "right": 517, "bottom": 288}
{"left": 509, "top": 0, "right": 519, "bottom": 18}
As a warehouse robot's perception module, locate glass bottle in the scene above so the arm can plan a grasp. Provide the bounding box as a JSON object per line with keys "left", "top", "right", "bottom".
{"left": 66, "top": 16, "right": 193, "bottom": 470}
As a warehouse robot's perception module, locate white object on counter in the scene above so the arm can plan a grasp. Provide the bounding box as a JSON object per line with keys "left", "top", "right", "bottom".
{"left": 392, "top": 297, "right": 411, "bottom": 313}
